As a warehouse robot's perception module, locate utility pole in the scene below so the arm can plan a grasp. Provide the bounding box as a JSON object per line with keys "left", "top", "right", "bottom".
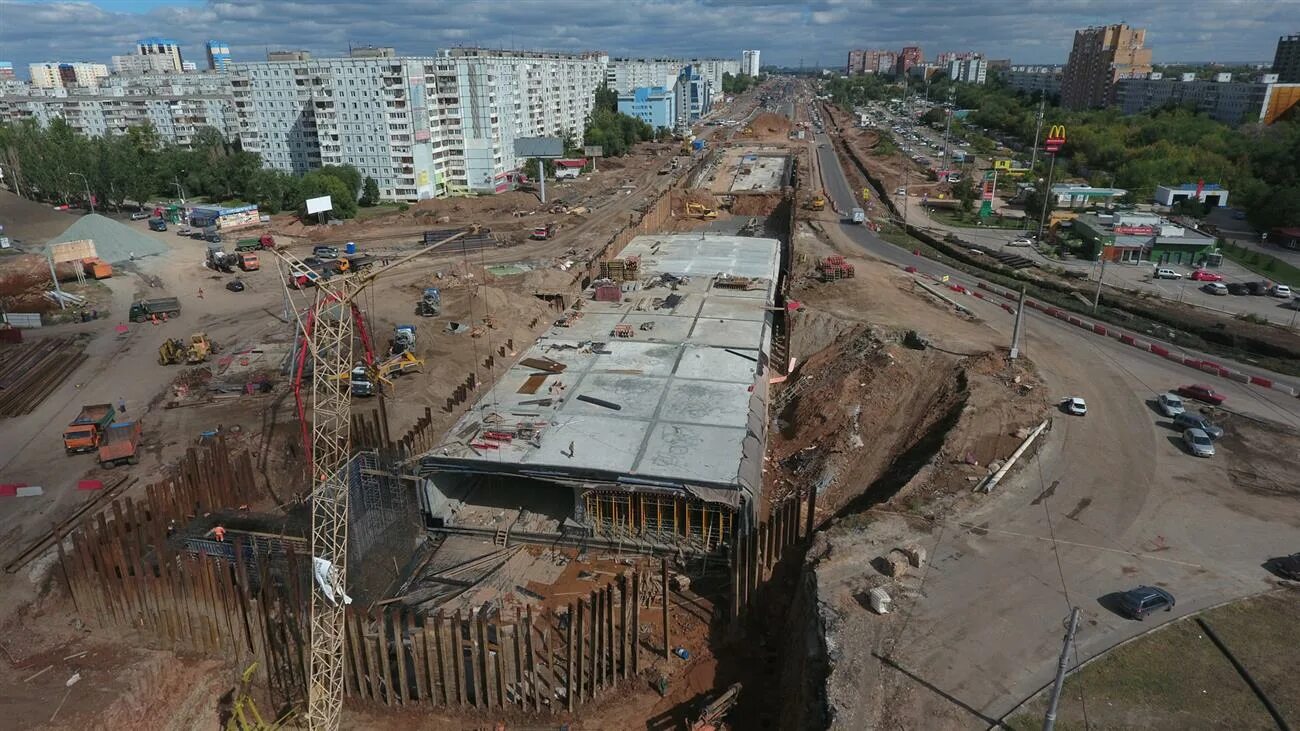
{"left": 942, "top": 87, "right": 955, "bottom": 168}
{"left": 1092, "top": 256, "right": 1108, "bottom": 313}
{"left": 1043, "top": 607, "right": 1082, "bottom": 731}
{"left": 902, "top": 163, "right": 910, "bottom": 229}
{"left": 1029, "top": 97, "right": 1045, "bottom": 175}
{"left": 1036, "top": 152, "right": 1058, "bottom": 248}
{"left": 70, "top": 172, "right": 94, "bottom": 214}
{"left": 1009, "top": 287, "right": 1027, "bottom": 359}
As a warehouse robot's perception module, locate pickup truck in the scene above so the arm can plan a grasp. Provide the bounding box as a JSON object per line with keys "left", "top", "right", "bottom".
{"left": 63, "top": 403, "right": 116, "bottom": 454}
{"left": 129, "top": 297, "right": 182, "bottom": 323}
{"left": 97, "top": 421, "right": 142, "bottom": 468}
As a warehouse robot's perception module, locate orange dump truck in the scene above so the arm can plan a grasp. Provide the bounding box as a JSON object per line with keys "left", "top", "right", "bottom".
{"left": 63, "top": 403, "right": 117, "bottom": 454}
{"left": 97, "top": 421, "right": 142, "bottom": 469}
{"left": 82, "top": 257, "right": 113, "bottom": 279}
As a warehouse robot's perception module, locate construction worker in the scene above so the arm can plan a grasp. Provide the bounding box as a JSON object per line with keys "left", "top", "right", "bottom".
{"left": 213, "top": 525, "right": 226, "bottom": 542}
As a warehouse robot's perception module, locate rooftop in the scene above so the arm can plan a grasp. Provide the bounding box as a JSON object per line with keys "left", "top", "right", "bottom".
{"left": 421, "top": 233, "right": 780, "bottom": 500}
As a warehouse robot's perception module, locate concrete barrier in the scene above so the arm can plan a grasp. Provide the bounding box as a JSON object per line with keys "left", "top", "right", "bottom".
{"left": 1249, "top": 375, "right": 1273, "bottom": 388}
{"left": 1120, "top": 335, "right": 1136, "bottom": 345}
{"left": 1226, "top": 371, "right": 1251, "bottom": 384}
{"left": 1150, "top": 345, "right": 1169, "bottom": 357}
{"left": 1093, "top": 324, "right": 1106, "bottom": 335}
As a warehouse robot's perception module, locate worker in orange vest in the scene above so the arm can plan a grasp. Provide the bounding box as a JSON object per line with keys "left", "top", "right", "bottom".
{"left": 214, "top": 525, "right": 226, "bottom": 542}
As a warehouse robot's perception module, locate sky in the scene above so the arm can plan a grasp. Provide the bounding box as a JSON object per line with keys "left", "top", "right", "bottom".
{"left": 1, "top": 0, "right": 1297, "bottom": 76}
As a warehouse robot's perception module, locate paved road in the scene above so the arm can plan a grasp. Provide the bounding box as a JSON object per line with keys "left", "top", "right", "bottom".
{"left": 813, "top": 125, "right": 1300, "bottom": 723}
{"left": 815, "top": 133, "right": 1300, "bottom": 394}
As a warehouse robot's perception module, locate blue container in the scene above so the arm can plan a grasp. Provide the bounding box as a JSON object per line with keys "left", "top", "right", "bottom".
{"left": 345, "top": 241, "right": 357, "bottom": 255}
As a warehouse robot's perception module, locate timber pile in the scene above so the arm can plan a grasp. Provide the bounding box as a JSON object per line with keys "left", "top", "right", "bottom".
{"left": 0, "top": 336, "right": 87, "bottom": 417}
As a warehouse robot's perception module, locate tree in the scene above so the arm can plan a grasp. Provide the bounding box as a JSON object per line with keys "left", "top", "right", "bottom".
{"left": 318, "top": 164, "right": 362, "bottom": 199}
{"left": 298, "top": 171, "right": 356, "bottom": 220}
{"left": 921, "top": 107, "right": 946, "bottom": 127}
{"left": 360, "top": 176, "right": 380, "bottom": 207}
{"left": 593, "top": 83, "right": 618, "bottom": 114}
{"left": 953, "top": 176, "right": 977, "bottom": 213}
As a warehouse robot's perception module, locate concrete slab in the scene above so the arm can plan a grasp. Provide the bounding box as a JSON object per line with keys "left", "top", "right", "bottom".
{"left": 689, "top": 318, "right": 767, "bottom": 349}
{"left": 533, "top": 415, "right": 650, "bottom": 472}
{"left": 563, "top": 373, "right": 668, "bottom": 420}
{"left": 660, "top": 379, "right": 755, "bottom": 426}
{"left": 674, "top": 346, "right": 760, "bottom": 383}
{"left": 638, "top": 423, "right": 747, "bottom": 484}
{"left": 699, "top": 296, "right": 769, "bottom": 322}
{"left": 619, "top": 314, "right": 695, "bottom": 342}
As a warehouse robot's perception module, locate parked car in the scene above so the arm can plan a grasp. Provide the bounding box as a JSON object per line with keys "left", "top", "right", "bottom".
{"left": 1272, "top": 284, "right": 1293, "bottom": 298}
{"left": 1173, "top": 413, "right": 1224, "bottom": 439}
{"left": 1177, "top": 383, "right": 1226, "bottom": 406}
{"left": 313, "top": 245, "right": 339, "bottom": 258}
{"left": 1246, "top": 281, "right": 1271, "bottom": 296}
{"left": 1118, "top": 586, "right": 1175, "bottom": 620}
{"left": 1182, "top": 427, "right": 1216, "bottom": 457}
{"left": 176, "top": 226, "right": 192, "bottom": 237}
{"left": 1202, "top": 282, "right": 1228, "bottom": 296}
{"left": 895, "top": 187, "right": 906, "bottom": 195}
{"left": 1157, "top": 392, "right": 1185, "bottom": 417}
{"left": 130, "top": 211, "right": 151, "bottom": 220}
{"left": 1265, "top": 552, "right": 1300, "bottom": 581}
{"left": 1226, "top": 282, "right": 1250, "bottom": 295}
{"left": 1190, "top": 269, "right": 1223, "bottom": 282}
{"left": 1009, "top": 237, "right": 1034, "bottom": 247}
{"left": 1154, "top": 267, "right": 1182, "bottom": 280}
{"left": 1062, "top": 397, "right": 1087, "bottom": 416}
{"left": 225, "top": 278, "right": 245, "bottom": 293}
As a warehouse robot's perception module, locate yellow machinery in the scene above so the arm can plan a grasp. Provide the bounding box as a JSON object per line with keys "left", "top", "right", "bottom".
{"left": 685, "top": 202, "right": 718, "bottom": 220}
{"left": 224, "top": 663, "right": 291, "bottom": 730}
{"left": 804, "top": 195, "right": 826, "bottom": 211}
{"left": 338, "top": 350, "right": 425, "bottom": 396}
{"left": 159, "top": 332, "right": 214, "bottom": 365}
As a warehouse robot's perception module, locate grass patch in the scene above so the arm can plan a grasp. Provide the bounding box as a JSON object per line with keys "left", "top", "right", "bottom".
{"left": 354, "top": 202, "right": 402, "bottom": 221}
{"left": 1005, "top": 590, "right": 1299, "bottom": 730}
{"left": 1221, "top": 243, "right": 1300, "bottom": 288}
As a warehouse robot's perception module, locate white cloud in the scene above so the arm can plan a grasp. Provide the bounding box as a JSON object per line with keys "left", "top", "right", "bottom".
{"left": 0, "top": 0, "right": 1296, "bottom": 73}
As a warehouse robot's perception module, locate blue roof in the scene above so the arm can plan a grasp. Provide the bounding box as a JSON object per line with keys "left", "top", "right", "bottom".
{"left": 1169, "top": 182, "right": 1224, "bottom": 190}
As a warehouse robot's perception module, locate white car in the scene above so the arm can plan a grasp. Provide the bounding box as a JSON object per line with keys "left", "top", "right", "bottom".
{"left": 1063, "top": 397, "right": 1087, "bottom": 416}
{"left": 1272, "top": 284, "right": 1292, "bottom": 298}
{"left": 895, "top": 187, "right": 907, "bottom": 195}
{"left": 1158, "top": 392, "right": 1185, "bottom": 417}
{"left": 1009, "top": 237, "right": 1034, "bottom": 247}
{"left": 1154, "top": 267, "right": 1183, "bottom": 280}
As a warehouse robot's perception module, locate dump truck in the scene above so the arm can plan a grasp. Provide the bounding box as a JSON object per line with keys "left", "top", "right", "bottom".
{"left": 530, "top": 223, "right": 558, "bottom": 240}
{"left": 63, "top": 403, "right": 116, "bottom": 454}
{"left": 235, "top": 234, "right": 275, "bottom": 252}
{"left": 236, "top": 252, "right": 260, "bottom": 271}
{"left": 129, "top": 297, "right": 181, "bottom": 323}
{"left": 97, "top": 420, "right": 142, "bottom": 469}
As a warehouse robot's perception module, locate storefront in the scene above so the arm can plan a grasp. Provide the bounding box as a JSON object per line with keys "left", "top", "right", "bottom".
{"left": 188, "top": 204, "right": 260, "bottom": 231}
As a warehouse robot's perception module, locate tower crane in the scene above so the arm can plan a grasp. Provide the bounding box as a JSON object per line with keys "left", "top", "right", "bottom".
{"left": 273, "top": 227, "right": 474, "bottom": 730}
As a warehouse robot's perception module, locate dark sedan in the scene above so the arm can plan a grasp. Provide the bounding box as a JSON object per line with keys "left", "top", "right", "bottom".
{"left": 1118, "top": 585, "right": 1175, "bottom": 620}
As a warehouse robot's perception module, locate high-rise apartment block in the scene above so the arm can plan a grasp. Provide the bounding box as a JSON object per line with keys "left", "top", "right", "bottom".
{"left": 605, "top": 57, "right": 739, "bottom": 95}
{"left": 1273, "top": 33, "right": 1300, "bottom": 83}
{"left": 136, "top": 38, "right": 185, "bottom": 73}
{"left": 1060, "top": 23, "right": 1152, "bottom": 110}
{"left": 846, "top": 49, "right": 896, "bottom": 75}
{"left": 896, "top": 47, "right": 923, "bottom": 76}
{"left": 1116, "top": 72, "right": 1300, "bottom": 125}
{"left": 207, "top": 41, "right": 232, "bottom": 71}
{"left": 948, "top": 56, "right": 988, "bottom": 84}
{"left": 229, "top": 47, "right": 605, "bottom": 200}
{"left": 741, "top": 50, "right": 761, "bottom": 77}
{"left": 28, "top": 62, "right": 109, "bottom": 88}
{"left": 1004, "top": 65, "right": 1064, "bottom": 96}
{"left": 0, "top": 73, "right": 236, "bottom": 145}
{"left": 0, "top": 62, "right": 15, "bottom": 81}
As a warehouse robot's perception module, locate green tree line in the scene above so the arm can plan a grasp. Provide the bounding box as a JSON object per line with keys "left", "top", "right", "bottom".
{"left": 931, "top": 78, "right": 1300, "bottom": 231}
{"left": 584, "top": 82, "right": 660, "bottom": 157}
{"left": 721, "top": 72, "right": 762, "bottom": 95}
{"left": 0, "top": 118, "right": 375, "bottom": 219}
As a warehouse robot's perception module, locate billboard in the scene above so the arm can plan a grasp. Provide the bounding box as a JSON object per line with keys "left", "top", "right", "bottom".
{"left": 513, "top": 137, "right": 564, "bottom": 158}
{"left": 583, "top": 145, "right": 604, "bottom": 158}
{"left": 305, "top": 196, "right": 333, "bottom": 215}
{"left": 49, "top": 239, "right": 97, "bottom": 264}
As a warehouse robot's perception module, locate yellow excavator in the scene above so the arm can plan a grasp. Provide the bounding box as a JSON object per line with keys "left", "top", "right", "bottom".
{"left": 685, "top": 202, "right": 718, "bottom": 220}
{"left": 159, "top": 332, "right": 215, "bottom": 365}
{"left": 804, "top": 194, "right": 826, "bottom": 211}
{"left": 342, "top": 350, "right": 425, "bottom": 396}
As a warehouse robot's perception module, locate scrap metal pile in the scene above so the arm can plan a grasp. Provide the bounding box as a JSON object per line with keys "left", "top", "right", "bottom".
{"left": 0, "top": 335, "right": 87, "bottom": 417}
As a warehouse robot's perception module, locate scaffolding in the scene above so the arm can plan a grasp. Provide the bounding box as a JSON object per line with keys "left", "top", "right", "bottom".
{"left": 583, "top": 490, "right": 733, "bottom": 552}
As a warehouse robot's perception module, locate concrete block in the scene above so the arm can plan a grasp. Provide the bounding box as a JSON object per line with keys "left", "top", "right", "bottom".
{"left": 902, "top": 544, "right": 927, "bottom": 568}
{"left": 883, "top": 550, "right": 910, "bottom": 577}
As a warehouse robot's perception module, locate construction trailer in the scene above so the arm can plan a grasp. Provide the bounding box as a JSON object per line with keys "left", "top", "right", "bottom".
{"left": 417, "top": 234, "right": 779, "bottom": 552}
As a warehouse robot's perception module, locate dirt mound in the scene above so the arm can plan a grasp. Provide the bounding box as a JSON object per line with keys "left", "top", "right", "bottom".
{"left": 730, "top": 193, "right": 784, "bottom": 216}
{"left": 750, "top": 112, "right": 793, "bottom": 139}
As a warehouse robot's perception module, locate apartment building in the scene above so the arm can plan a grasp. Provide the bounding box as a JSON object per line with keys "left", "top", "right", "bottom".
{"left": 229, "top": 53, "right": 440, "bottom": 200}
{"left": 606, "top": 57, "right": 739, "bottom": 96}
{"left": 618, "top": 86, "right": 676, "bottom": 129}
{"left": 1060, "top": 23, "right": 1152, "bottom": 110}
{"left": 0, "top": 73, "right": 235, "bottom": 146}
{"left": 1004, "top": 65, "right": 1063, "bottom": 96}
{"left": 896, "top": 47, "right": 923, "bottom": 76}
{"left": 1273, "top": 33, "right": 1300, "bottom": 83}
{"left": 948, "top": 56, "right": 988, "bottom": 84}
{"left": 1115, "top": 72, "right": 1300, "bottom": 125}
{"left": 0, "top": 62, "right": 15, "bottom": 81}
{"left": 207, "top": 41, "right": 232, "bottom": 71}
{"left": 29, "top": 62, "right": 109, "bottom": 88}
{"left": 741, "top": 50, "right": 761, "bottom": 77}
{"left": 230, "top": 47, "right": 605, "bottom": 200}
{"left": 137, "top": 38, "right": 184, "bottom": 73}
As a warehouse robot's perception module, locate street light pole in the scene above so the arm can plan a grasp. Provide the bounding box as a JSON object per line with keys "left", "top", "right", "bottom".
{"left": 1036, "top": 154, "right": 1058, "bottom": 249}
{"left": 172, "top": 180, "right": 186, "bottom": 204}
{"left": 1029, "top": 97, "right": 1045, "bottom": 175}
{"left": 70, "top": 172, "right": 94, "bottom": 214}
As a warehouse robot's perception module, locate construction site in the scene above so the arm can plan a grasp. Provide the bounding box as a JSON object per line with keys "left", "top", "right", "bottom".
{"left": 8, "top": 76, "right": 1298, "bottom": 731}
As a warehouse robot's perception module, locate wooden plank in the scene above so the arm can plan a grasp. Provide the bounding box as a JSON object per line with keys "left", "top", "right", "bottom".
{"left": 467, "top": 610, "right": 483, "bottom": 709}
{"left": 453, "top": 610, "right": 467, "bottom": 707}
{"left": 409, "top": 612, "right": 425, "bottom": 704}
{"left": 526, "top": 606, "right": 540, "bottom": 712}
{"left": 363, "top": 613, "right": 383, "bottom": 704}
{"left": 494, "top": 617, "right": 506, "bottom": 708}
{"left": 393, "top": 610, "right": 409, "bottom": 706}
{"left": 476, "top": 611, "right": 491, "bottom": 709}
{"left": 575, "top": 599, "right": 585, "bottom": 705}
{"left": 377, "top": 611, "right": 394, "bottom": 706}
{"left": 565, "top": 603, "right": 575, "bottom": 712}
{"left": 631, "top": 569, "right": 641, "bottom": 676}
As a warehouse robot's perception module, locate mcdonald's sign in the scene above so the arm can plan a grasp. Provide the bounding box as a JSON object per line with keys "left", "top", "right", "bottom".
{"left": 1044, "top": 125, "right": 1067, "bottom": 155}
